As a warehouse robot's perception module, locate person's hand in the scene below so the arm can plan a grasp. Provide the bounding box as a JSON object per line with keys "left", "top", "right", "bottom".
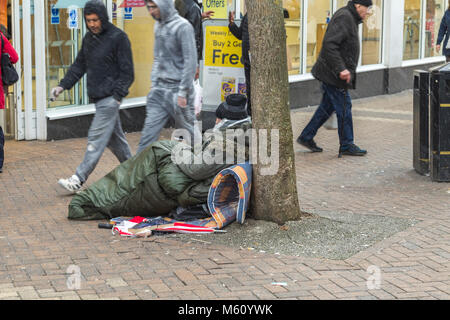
{"left": 178, "top": 96, "right": 187, "bottom": 108}
{"left": 195, "top": 67, "right": 200, "bottom": 80}
{"left": 202, "top": 10, "right": 214, "bottom": 20}
{"left": 228, "top": 11, "right": 235, "bottom": 24}
{"left": 50, "top": 86, "right": 64, "bottom": 101}
{"left": 339, "top": 69, "right": 351, "bottom": 84}
{"left": 436, "top": 44, "right": 441, "bottom": 52}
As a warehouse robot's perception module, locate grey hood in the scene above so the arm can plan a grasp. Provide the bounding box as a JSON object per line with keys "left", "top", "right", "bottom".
{"left": 151, "top": 0, "right": 197, "bottom": 98}
{"left": 153, "top": 0, "right": 178, "bottom": 23}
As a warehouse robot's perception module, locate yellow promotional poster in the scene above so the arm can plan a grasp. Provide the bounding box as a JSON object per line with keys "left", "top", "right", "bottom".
{"left": 202, "top": 21, "right": 245, "bottom": 108}
{"left": 203, "top": 0, "right": 228, "bottom": 19}
{"left": 204, "top": 26, "right": 244, "bottom": 68}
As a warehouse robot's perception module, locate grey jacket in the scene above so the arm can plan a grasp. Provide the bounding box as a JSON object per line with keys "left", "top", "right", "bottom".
{"left": 151, "top": 0, "right": 197, "bottom": 98}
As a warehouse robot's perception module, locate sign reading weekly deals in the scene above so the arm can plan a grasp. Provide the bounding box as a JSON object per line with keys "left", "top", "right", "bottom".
{"left": 202, "top": 24, "right": 245, "bottom": 110}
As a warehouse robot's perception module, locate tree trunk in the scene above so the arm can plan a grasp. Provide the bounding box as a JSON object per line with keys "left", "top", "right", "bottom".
{"left": 246, "top": 0, "right": 303, "bottom": 224}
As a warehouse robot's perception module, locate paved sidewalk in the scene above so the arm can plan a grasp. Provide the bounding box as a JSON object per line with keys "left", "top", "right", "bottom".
{"left": 0, "top": 90, "right": 449, "bottom": 300}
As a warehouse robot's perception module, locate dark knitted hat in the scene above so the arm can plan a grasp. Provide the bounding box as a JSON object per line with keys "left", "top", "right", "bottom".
{"left": 216, "top": 94, "right": 248, "bottom": 120}
{"left": 353, "top": 0, "right": 373, "bottom": 7}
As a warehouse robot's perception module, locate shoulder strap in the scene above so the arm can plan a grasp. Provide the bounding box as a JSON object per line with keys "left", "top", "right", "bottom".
{"left": 0, "top": 33, "right": 3, "bottom": 52}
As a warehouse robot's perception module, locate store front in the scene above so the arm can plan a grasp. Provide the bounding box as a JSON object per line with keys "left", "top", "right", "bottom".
{"left": 45, "top": 0, "right": 155, "bottom": 140}
{"left": 6, "top": 0, "right": 449, "bottom": 141}
{"left": 7, "top": 0, "right": 155, "bottom": 140}
{"left": 285, "top": 0, "right": 447, "bottom": 107}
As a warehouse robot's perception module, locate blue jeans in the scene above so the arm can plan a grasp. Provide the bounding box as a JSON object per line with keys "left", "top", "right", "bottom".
{"left": 299, "top": 82, "right": 354, "bottom": 147}
{"left": 0, "top": 125, "right": 4, "bottom": 169}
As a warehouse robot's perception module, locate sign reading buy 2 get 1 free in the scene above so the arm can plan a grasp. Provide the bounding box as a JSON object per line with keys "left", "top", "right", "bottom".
{"left": 202, "top": 22, "right": 245, "bottom": 110}
{"left": 204, "top": 26, "right": 244, "bottom": 68}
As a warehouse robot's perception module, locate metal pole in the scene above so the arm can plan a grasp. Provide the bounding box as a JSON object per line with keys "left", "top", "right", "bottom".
{"left": 7, "top": 92, "right": 15, "bottom": 139}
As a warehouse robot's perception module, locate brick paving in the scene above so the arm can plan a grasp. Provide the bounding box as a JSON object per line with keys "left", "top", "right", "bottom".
{"left": 0, "top": 90, "right": 449, "bottom": 300}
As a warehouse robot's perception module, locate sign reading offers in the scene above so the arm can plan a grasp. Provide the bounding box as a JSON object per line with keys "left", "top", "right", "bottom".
{"left": 203, "top": 0, "right": 227, "bottom": 20}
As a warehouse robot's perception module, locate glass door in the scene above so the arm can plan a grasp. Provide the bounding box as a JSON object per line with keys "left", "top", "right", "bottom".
{"left": 12, "top": 0, "right": 33, "bottom": 140}
{"left": 1, "top": 0, "right": 15, "bottom": 139}
{"left": 46, "top": 0, "right": 87, "bottom": 108}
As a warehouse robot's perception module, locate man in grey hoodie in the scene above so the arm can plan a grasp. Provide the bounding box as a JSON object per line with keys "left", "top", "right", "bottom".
{"left": 137, "top": 0, "right": 200, "bottom": 154}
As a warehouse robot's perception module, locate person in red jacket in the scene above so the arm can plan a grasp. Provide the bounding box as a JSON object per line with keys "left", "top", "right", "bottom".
{"left": 0, "top": 30, "right": 19, "bottom": 173}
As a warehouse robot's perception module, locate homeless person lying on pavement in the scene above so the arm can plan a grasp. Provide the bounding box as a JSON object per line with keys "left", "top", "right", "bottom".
{"left": 68, "top": 94, "right": 251, "bottom": 220}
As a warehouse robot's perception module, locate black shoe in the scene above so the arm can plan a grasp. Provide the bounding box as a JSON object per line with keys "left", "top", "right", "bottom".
{"left": 339, "top": 144, "right": 367, "bottom": 157}
{"left": 0, "top": 168, "right": 2, "bottom": 173}
{"left": 297, "top": 137, "right": 323, "bottom": 152}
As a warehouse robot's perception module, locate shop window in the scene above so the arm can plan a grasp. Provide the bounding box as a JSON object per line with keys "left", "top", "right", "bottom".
{"left": 404, "top": 0, "right": 422, "bottom": 60}
{"left": 424, "top": 0, "right": 445, "bottom": 58}
{"left": 283, "top": 0, "right": 302, "bottom": 75}
{"left": 46, "top": 0, "right": 86, "bottom": 108}
{"left": 362, "top": 0, "right": 383, "bottom": 65}
{"left": 306, "top": 0, "right": 331, "bottom": 72}
{"left": 112, "top": 1, "right": 154, "bottom": 99}
{"left": 336, "top": 0, "right": 347, "bottom": 9}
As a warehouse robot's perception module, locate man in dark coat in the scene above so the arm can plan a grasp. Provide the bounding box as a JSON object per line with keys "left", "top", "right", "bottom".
{"left": 51, "top": 0, "right": 134, "bottom": 193}
{"left": 228, "top": 10, "right": 251, "bottom": 116}
{"left": 297, "top": 0, "right": 372, "bottom": 157}
{"left": 175, "top": 0, "right": 203, "bottom": 63}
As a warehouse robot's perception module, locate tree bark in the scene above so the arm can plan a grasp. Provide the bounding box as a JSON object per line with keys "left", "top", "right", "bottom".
{"left": 246, "top": 0, "right": 303, "bottom": 224}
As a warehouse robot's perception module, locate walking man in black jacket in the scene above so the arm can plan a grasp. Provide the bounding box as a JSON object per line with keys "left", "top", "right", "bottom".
{"left": 297, "top": 0, "right": 372, "bottom": 157}
{"left": 175, "top": 0, "right": 203, "bottom": 62}
{"left": 52, "top": 0, "right": 134, "bottom": 193}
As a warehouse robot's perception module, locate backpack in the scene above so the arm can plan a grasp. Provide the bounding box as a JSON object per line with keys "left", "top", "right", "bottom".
{"left": 1, "top": 33, "right": 19, "bottom": 86}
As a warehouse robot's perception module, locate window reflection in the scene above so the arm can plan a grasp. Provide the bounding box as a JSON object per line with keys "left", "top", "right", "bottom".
{"left": 46, "top": 0, "right": 85, "bottom": 108}
{"left": 336, "top": 0, "right": 348, "bottom": 9}
{"left": 425, "top": 0, "right": 445, "bottom": 57}
{"left": 283, "top": 0, "right": 302, "bottom": 75}
{"left": 404, "top": 0, "right": 422, "bottom": 60}
{"left": 362, "top": 0, "right": 383, "bottom": 65}
{"left": 112, "top": 1, "right": 154, "bottom": 99}
{"left": 306, "top": 0, "right": 331, "bottom": 72}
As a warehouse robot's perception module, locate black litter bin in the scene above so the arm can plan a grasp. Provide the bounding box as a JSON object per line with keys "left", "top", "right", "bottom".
{"left": 413, "top": 70, "right": 430, "bottom": 175}
{"left": 429, "top": 63, "right": 450, "bottom": 182}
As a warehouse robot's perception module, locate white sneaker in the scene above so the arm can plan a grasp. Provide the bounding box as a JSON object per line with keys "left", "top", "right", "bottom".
{"left": 58, "top": 175, "right": 83, "bottom": 193}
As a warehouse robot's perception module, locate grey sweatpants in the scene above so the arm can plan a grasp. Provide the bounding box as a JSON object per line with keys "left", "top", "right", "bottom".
{"left": 137, "top": 82, "right": 201, "bottom": 154}
{"left": 76, "top": 96, "right": 132, "bottom": 182}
